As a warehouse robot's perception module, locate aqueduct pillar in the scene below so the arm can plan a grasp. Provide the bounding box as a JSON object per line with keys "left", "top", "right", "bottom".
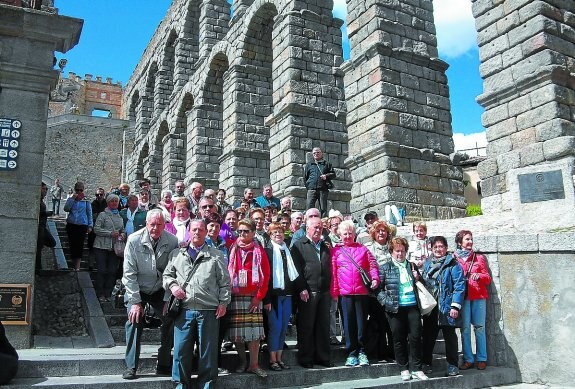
{"left": 343, "top": 0, "right": 467, "bottom": 220}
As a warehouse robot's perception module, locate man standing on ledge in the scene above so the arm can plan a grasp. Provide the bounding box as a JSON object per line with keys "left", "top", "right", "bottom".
{"left": 304, "top": 147, "right": 335, "bottom": 218}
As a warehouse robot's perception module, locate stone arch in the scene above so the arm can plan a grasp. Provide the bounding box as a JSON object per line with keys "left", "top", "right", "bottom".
{"left": 135, "top": 142, "right": 150, "bottom": 186}
{"left": 128, "top": 90, "right": 139, "bottom": 122}
{"left": 219, "top": 2, "right": 277, "bottom": 200}
{"left": 152, "top": 121, "right": 170, "bottom": 194}
{"left": 182, "top": 0, "right": 201, "bottom": 67}
{"left": 146, "top": 61, "right": 160, "bottom": 117}
{"left": 159, "top": 29, "right": 177, "bottom": 104}
{"left": 186, "top": 52, "right": 230, "bottom": 189}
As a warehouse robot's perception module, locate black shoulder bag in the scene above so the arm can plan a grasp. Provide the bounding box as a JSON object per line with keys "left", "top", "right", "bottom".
{"left": 339, "top": 247, "right": 372, "bottom": 289}
{"left": 166, "top": 259, "right": 201, "bottom": 319}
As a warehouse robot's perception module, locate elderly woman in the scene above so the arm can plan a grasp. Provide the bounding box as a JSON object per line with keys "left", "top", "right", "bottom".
{"left": 227, "top": 219, "right": 270, "bottom": 377}
{"left": 421, "top": 236, "right": 466, "bottom": 377}
{"left": 408, "top": 222, "right": 431, "bottom": 270}
{"left": 93, "top": 194, "right": 125, "bottom": 302}
{"left": 137, "top": 188, "right": 157, "bottom": 211}
{"left": 453, "top": 230, "right": 491, "bottom": 371}
{"left": 331, "top": 220, "right": 379, "bottom": 367}
{"left": 117, "top": 183, "right": 130, "bottom": 210}
{"left": 165, "top": 198, "right": 191, "bottom": 243}
{"left": 119, "top": 195, "right": 147, "bottom": 238}
{"left": 378, "top": 237, "right": 428, "bottom": 381}
{"left": 364, "top": 220, "right": 394, "bottom": 362}
{"left": 64, "top": 182, "right": 93, "bottom": 270}
{"left": 263, "top": 222, "right": 299, "bottom": 371}
{"left": 159, "top": 189, "right": 174, "bottom": 222}
{"left": 327, "top": 215, "right": 342, "bottom": 245}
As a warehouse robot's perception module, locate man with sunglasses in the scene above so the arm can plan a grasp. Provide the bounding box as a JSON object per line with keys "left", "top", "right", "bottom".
{"left": 197, "top": 196, "right": 216, "bottom": 219}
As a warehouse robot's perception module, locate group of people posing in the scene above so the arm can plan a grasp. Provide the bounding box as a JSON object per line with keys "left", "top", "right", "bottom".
{"left": 59, "top": 175, "right": 491, "bottom": 389}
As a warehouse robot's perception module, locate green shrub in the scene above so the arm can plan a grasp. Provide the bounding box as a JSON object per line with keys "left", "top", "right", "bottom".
{"left": 466, "top": 204, "right": 483, "bottom": 217}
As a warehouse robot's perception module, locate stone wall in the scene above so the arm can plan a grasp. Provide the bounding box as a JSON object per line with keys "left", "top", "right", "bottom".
{"left": 43, "top": 114, "right": 127, "bottom": 194}
{"left": 0, "top": 4, "right": 81, "bottom": 348}
{"left": 474, "top": 233, "right": 575, "bottom": 386}
{"left": 473, "top": 0, "right": 575, "bottom": 214}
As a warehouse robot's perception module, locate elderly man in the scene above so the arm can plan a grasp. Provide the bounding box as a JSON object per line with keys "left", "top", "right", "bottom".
{"left": 255, "top": 184, "right": 280, "bottom": 210}
{"left": 290, "top": 208, "right": 331, "bottom": 247}
{"left": 291, "top": 218, "right": 333, "bottom": 368}
{"left": 197, "top": 196, "right": 216, "bottom": 219}
{"left": 216, "top": 189, "right": 231, "bottom": 215}
{"left": 174, "top": 180, "right": 186, "bottom": 199}
{"left": 304, "top": 147, "right": 335, "bottom": 217}
{"left": 232, "top": 187, "right": 258, "bottom": 209}
{"left": 122, "top": 209, "right": 179, "bottom": 380}
{"left": 187, "top": 182, "right": 204, "bottom": 215}
{"left": 164, "top": 219, "right": 231, "bottom": 389}
{"left": 280, "top": 196, "right": 292, "bottom": 211}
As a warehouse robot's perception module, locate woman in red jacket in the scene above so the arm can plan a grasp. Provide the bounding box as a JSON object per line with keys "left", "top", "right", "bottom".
{"left": 453, "top": 230, "right": 492, "bottom": 371}
{"left": 227, "top": 219, "right": 270, "bottom": 377}
{"left": 331, "top": 220, "right": 379, "bottom": 367}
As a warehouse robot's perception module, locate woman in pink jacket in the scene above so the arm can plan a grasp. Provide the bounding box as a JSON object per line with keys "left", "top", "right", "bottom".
{"left": 453, "top": 230, "right": 492, "bottom": 371}
{"left": 331, "top": 220, "right": 379, "bottom": 367}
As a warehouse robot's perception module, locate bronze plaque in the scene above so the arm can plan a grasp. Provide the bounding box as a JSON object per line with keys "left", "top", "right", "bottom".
{"left": 518, "top": 170, "right": 565, "bottom": 204}
{"left": 0, "top": 284, "right": 31, "bottom": 325}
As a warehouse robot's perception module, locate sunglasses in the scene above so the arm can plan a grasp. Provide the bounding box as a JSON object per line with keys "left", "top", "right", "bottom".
{"left": 95, "top": 193, "right": 104, "bottom": 197}
{"left": 237, "top": 229, "right": 252, "bottom": 234}
{"left": 201, "top": 204, "right": 214, "bottom": 209}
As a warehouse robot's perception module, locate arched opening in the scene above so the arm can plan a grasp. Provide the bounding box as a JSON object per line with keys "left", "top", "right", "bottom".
{"left": 176, "top": 92, "right": 194, "bottom": 181}
{"left": 128, "top": 90, "right": 139, "bottom": 122}
{"left": 136, "top": 142, "right": 150, "bottom": 184}
{"left": 161, "top": 30, "right": 177, "bottom": 101}
{"left": 182, "top": 1, "right": 201, "bottom": 67}
{"left": 154, "top": 121, "right": 170, "bottom": 193}
{"left": 223, "top": 3, "right": 276, "bottom": 197}
{"left": 146, "top": 61, "right": 159, "bottom": 117}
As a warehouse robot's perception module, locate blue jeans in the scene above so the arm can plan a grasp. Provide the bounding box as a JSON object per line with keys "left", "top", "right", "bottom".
{"left": 52, "top": 198, "right": 61, "bottom": 215}
{"left": 461, "top": 299, "right": 487, "bottom": 363}
{"left": 267, "top": 295, "right": 292, "bottom": 352}
{"left": 173, "top": 309, "right": 219, "bottom": 389}
{"left": 341, "top": 295, "right": 369, "bottom": 357}
{"left": 125, "top": 289, "right": 173, "bottom": 370}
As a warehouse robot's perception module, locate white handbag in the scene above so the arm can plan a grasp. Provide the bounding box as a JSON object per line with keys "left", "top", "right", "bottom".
{"left": 415, "top": 281, "right": 437, "bottom": 316}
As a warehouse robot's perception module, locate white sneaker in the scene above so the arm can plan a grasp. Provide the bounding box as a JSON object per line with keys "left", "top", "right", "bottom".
{"left": 411, "top": 370, "right": 429, "bottom": 380}
{"left": 400, "top": 370, "right": 411, "bottom": 381}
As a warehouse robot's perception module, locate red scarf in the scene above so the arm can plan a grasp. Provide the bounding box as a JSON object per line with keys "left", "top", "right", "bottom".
{"left": 228, "top": 240, "right": 264, "bottom": 292}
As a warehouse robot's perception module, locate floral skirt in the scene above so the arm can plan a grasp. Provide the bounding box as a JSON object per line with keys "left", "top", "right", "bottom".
{"left": 227, "top": 295, "right": 265, "bottom": 342}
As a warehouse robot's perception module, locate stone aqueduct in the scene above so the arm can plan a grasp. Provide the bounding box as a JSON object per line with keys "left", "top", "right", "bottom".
{"left": 122, "top": 0, "right": 575, "bottom": 219}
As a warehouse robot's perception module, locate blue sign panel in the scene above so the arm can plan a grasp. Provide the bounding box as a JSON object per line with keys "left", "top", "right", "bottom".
{"left": 0, "top": 118, "right": 21, "bottom": 171}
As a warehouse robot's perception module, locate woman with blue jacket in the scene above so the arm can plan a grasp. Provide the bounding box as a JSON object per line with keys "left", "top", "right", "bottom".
{"left": 420, "top": 236, "right": 466, "bottom": 377}
{"left": 64, "top": 181, "right": 93, "bottom": 270}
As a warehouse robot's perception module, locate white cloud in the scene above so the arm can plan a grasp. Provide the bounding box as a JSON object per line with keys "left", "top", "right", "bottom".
{"left": 333, "top": 0, "right": 346, "bottom": 20}
{"left": 453, "top": 132, "right": 487, "bottom": 156}
{"left": 332, "top": 0, "right": 477, "bottom": 58}
{"left": 433, "top": 0, "right": 478, "bottom": 58}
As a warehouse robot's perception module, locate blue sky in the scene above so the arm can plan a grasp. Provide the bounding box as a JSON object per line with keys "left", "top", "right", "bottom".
{"left": 55, "top": 0, "right": 485, "bottom": 138}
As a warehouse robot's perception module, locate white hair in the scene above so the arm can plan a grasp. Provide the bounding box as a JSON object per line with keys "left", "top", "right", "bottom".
{"left": 146, "top": 208, "right": 165, "bottom": 222}
{"left": 337, "top": 220, "right": 356, "bottom": 235}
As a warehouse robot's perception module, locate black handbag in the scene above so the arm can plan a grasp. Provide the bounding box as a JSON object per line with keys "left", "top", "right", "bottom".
{"left": 340, "top": 247, "right": 372, "bottom": 289}
{"left": 165, "top": 261, "right": 200, "bottom": 319}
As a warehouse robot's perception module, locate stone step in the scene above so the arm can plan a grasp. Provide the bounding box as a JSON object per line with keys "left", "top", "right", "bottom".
{"left": 5, "top": 366, "right": 517, "bottom": 389}
{"left": 16, "top": 345, "right": 445, "bottom": 379}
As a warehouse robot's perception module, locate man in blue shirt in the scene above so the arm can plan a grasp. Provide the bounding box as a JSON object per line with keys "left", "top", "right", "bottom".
{"left": 255, "top": 183, "right": 280, "bottom": 210}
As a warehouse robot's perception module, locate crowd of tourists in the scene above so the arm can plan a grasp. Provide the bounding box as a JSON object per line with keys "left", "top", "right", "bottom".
{"left": 44, "top": 147, "right": 491, "bottom": 389}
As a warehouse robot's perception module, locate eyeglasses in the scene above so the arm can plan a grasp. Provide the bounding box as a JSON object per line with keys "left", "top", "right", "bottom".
{"left": 75, "top": 188, "right": 84, "bottom": 192}
{"left": 237, "top": 229, "right": 252, "bottom": 235}
{"left": 95, "top": 193, "right": 104, "bottom": 197}
{"left": 201, "top": 204, "right": 214, "bottom": 209}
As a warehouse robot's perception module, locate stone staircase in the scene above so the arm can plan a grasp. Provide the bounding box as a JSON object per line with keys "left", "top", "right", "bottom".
{"left": 32, "top": 219, "right": 517, "bottom": 388}
{"left": 9, "top": 344, "right": 517, "bottom": 389}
